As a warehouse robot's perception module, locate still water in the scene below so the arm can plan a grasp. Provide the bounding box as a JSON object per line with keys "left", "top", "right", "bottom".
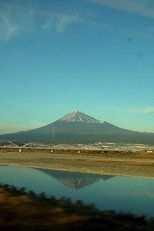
{"left": 0, "top": 165, "right": 154, "bottom": 216}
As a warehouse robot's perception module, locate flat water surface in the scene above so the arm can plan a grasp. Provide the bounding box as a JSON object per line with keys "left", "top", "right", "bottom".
{"left": 0, "top": 165, "right": 154, "bottom": 216}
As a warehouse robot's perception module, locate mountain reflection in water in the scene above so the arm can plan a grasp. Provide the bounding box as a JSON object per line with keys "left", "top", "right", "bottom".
{"left": 0, "top": 166, "right": 154, "bottom": 216}
{"left": 34, "top": 168, "right": 114, "bottom": 190}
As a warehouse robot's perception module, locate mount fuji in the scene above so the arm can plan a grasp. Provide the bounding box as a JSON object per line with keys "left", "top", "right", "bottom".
{"left": 1, "top": 111, "right": 154, "bottom": 144}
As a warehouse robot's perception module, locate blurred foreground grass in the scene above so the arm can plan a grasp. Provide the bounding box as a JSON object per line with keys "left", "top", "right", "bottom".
{"left": 0, "top": 184, "right": 154, "bottom": 230}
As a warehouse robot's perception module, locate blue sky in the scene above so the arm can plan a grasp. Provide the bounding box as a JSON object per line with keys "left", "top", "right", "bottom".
{"left": 0, "top": 0, "right": 154, "bottom": 134}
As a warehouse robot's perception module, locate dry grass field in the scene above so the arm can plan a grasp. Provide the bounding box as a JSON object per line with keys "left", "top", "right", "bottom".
{"left": 0, "top": 148, "right": 154, "bottom": 178}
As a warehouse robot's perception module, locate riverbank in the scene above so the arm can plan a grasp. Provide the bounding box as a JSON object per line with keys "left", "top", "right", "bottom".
{"left": 0, "top": 184, "right": 153, "bottom": 230}
{"left": 0, "top": 150, "right": 154, "bottom": 178}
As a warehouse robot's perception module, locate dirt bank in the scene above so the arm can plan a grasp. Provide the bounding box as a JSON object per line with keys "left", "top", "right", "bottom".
{"left": 0, "top": 150, "right": 154, "bottom": 178}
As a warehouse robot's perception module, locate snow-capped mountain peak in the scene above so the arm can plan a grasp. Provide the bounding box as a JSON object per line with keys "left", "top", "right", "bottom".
{"left": 58, "top": 111, "right": 102, "bottom": 123}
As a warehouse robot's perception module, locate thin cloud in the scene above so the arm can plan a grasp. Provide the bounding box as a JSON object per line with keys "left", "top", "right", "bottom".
{"left": 86, "top": 0, "right": 154, "bottom": 18}
{"left": 126, "top": 107, "right": 154, "bottom": 114}
{"left": 104, "top": 106, "right": 154, "bottom": 114}
{"left": 0, "top": 11, "right": 19, "bottom": 40}
{"left": 55, "top": 14, "right": 80, "bottom": 32}
{"left": 137, "top": 107, "right": 154, "bottom": 114}
{"left": 0, "top": 2, "right": 81, "bottom": 41}
{"left": 1, "top": 0, "right": 154, "bottom": 42}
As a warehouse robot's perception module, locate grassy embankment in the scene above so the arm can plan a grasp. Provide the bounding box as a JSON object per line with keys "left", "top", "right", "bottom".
{"left": 0, "top": 148, "right": 154, "bottom": 178}
{"left": 0, "top": 148, "right": 154, "bottom": 177}
{"left": 0, "top": 184, "right": 154, "bottom": 230}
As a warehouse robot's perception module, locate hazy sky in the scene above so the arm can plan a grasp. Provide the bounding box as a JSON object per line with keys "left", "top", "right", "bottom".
{"left": 0, "top": 0, "right": 154, "bottom": 134}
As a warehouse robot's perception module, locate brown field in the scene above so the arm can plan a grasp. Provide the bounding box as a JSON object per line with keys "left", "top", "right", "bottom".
{"left": 0, "top": 148, "right": 154, "bottom": 178}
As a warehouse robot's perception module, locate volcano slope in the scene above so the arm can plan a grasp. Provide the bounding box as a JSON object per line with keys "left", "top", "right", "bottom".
{"left": 0, "top": 111, "right": 154, "bottom": 144}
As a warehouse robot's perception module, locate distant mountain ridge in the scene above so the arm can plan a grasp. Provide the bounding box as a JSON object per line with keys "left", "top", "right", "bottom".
{"left": 0, "top": 110, "right": 154, "bottom": 144}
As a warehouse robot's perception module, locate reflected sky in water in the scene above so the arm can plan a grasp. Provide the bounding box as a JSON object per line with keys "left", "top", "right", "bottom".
{"left": 0, "top": 166, "right": 154, "bottom": 216}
